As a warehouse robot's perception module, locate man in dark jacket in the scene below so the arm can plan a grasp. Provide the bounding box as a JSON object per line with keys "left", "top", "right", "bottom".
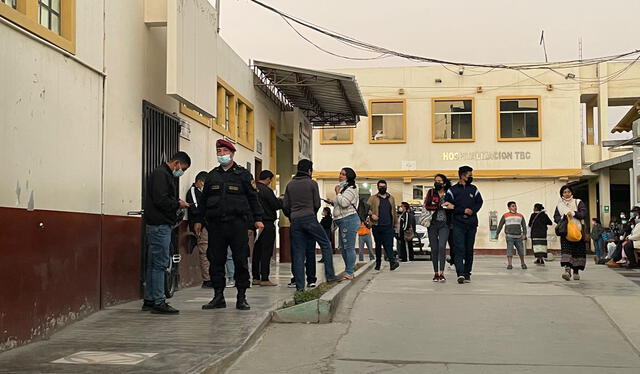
{"left": 283, "top": 159, "right": 337, "bottom": 291}
{"left": 195, "top": 139, "right": 263, "bottom": 311}
{"left": 143, "top": 151, "right": 191, "bottom": 314}
{"left": 446, "top": 165, "right": 483, "bottom": 284}
{"left": 252, "top": 170, "right": 282, "bottom": 286}
{"left": 186, "top": 171, "right": 211, "bottom": 289}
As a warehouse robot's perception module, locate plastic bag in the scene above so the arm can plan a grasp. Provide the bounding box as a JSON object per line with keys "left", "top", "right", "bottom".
{"left": 567, "top": 218, "right": 583, "bottom": 242}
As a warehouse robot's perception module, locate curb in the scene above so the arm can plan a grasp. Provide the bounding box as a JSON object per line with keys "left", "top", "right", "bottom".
{"left": 272, "top": 260, "right": 376, "bottom": 324}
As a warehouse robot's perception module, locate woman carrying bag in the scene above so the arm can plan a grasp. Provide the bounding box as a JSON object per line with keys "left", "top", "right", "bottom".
{"left": 553, "top": 185, "right": 587, "bottom": 280}
{"left": 424, "top": 174, "right": 453, "bottom": 282}
{"left": 529, "top": 203, "right": 553, "bottom": 266}
{"left": 398, "top": 202, "right": 417, "bottom": 262}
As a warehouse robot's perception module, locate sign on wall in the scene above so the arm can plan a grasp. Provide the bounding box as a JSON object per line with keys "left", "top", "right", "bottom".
{"left": 294, "top": 114, "right": 312, "bottom": 161}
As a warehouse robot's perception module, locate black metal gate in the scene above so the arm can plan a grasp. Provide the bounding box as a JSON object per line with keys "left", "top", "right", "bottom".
{"left": 140, "top": 100, "right": 180, "bottom": 294}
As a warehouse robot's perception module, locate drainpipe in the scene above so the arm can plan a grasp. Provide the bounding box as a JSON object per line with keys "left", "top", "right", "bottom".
{"left": 216, "top": 0, "right": 221, "bottom": 33}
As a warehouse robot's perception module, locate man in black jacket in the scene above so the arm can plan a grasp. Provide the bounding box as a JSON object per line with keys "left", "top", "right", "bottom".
{"left": 195, "top": 139, "right": 264, "bottom": 311}
{"left": 252, "top": 170, "right": 282, "bottom": 286}
{"left": 446, "top": 165, "right": 483, "bottom": 284}
{"left": 186, "top": 171, "right": 212, "bottom": 289}
{"left": 143, "top": 151, "right": 191, "bottom": 314}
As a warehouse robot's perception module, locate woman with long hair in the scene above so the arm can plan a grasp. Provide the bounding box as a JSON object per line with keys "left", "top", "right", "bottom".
{"left": 398, "top": 202, "right": 417, "bottom": 262}
{"left": 331, "top": 167, "right": 361, "bottom": 280}
{"left": 554, "top": 185, "right": 587, "bottom": 280}
{"left": 424, "top": 173, "right": 453, "bottom": 282}
{"left": 529, "top": 203, "right": 553, "bottom": 265}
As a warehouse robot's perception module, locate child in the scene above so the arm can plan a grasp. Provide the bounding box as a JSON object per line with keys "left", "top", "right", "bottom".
{"left": 496, "top": 201, "right": 528, "bottom": 269}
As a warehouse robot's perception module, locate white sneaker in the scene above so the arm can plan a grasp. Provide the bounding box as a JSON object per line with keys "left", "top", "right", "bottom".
{"left": 307, "top": 282, "right": 317, "bottom": 288}
{"left": 226, "top": 279, "right": 235, "bottom": 288}
{"left": 287, "top": 282, "right": 297, "bottom": 288}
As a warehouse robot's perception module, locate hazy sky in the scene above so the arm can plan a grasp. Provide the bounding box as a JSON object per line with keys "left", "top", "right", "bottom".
{"left": 218, "top": 0, "right": 640, "bottom": 69}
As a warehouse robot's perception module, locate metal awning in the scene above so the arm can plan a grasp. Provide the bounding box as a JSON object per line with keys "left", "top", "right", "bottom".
{"left": 590, "top": 152, "right": 633, "bottom": 172}
{"left": 253, "top": 61, "right": 367, "bottom": 127}
{"left": 611, "top": 100, "right": 640, "bottom": 133}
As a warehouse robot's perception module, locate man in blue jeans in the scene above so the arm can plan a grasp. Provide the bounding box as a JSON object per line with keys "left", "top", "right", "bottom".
{"left": 142, "top": 151, "right": 191, "bottom": 314}
{"left": 367, "top": 180, "right": 400, "bottom": 271}
{"left": 446, "top": 166, "right": 483, "bottom": 284}
{"left": 283, "top": 159, "right": 337, "bottom": 291}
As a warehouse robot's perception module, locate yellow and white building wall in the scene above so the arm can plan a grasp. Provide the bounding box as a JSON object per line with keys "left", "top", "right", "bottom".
{"left": 312, "top": 63, "right": 640, "bottom": 251}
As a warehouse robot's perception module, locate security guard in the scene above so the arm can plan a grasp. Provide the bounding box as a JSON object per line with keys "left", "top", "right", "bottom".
{"left": 194, "top": 139, "right": 264, "bottom": 310}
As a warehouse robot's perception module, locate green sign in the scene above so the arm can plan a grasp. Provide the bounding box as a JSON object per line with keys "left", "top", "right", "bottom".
{"left": 604, "top": 206, "right": 610, "bottom": 213}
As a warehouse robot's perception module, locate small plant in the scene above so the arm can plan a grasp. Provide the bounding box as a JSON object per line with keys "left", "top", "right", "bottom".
{"left": 291, "top": 281, "right": 339, "bottom": 305}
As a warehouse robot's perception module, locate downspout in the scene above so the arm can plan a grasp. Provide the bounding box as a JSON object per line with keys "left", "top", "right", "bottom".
{"left": 216, "top": 0, "right": 221, "bottom": 33}
{"left": 99, "top": 0, "right": 108, "bottom": 309}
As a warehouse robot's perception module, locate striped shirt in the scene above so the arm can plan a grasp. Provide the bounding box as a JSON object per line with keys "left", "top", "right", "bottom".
{"left": 332, "top": 186, "right": 359, "bottom": 220}
{"left": 496, "top": 212, "right": 527, "bottom": 239}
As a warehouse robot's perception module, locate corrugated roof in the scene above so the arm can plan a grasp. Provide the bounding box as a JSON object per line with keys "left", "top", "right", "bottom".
{"left": 611, "top": 100, "right": 640, "bottom": 133}
{"left": 253, "top": 61, "right": 367, "bottom": 127}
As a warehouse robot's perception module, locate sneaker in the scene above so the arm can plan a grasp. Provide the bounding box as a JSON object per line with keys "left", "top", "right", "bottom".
{"left": 432, "top": 274, "right": 439, "bottom": 282}
{"left": 287, "top": 282, "right": 297, "bottom": 288}
{"left": 202, "top": 281, "right": 213, "bottom": 289}
{"left": 307, "top": 282, "right": 317, "bottom": 288}
{"left": 252, "top": 279, "right": 261, "bottom": 286}
{"left": 260, "top": 280, "right": 278, "bottom": 287}
{"left": 150, "top": 302, "right": 179, "bottom": 314}
{"left": 521, "top": 264, "right": 528, "bottom": 270}
{"left": 507, "top": 264, "right": 513, "bottom": 270}
{"left": 562, "top": 268, "right": 572, "bottom": 281}
{"left": 226, "top": 279, "right": 236, "bottom": 288}
{"left": 439, "top": 274, "right": 446, "bottom": 282}
{"left": 573, "top": 272, "right": 580, "bottom": 281}
{"left": 457, "top": 276, "right": 465, "bottom": 284}
{"left": 464, "top": 276, "right": 471, "bottom": 283}
{"left": 390, "top": 261, "right": 400, "bottom": 271}
{"left": 141, "top": 299, "right": 154, "bottom": 311}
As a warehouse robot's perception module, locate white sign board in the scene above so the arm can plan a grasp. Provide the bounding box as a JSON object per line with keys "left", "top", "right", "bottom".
{"left": 294, "top": 113, "right": 312, "bottom": 162}
{"left": 167, "top": 0, "right": 217, "bottom": 117}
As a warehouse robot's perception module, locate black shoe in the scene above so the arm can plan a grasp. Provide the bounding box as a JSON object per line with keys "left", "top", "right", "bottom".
{"left": 202, "top": 281, "right": 214, "bottom": 289}
{"left": 150, "top": 302, "right": 179, "bottom": 314}
{"left": 464, "top": 276, "right": 471, "bottom": 283}
{"left": 457, "top": 276, "right": 465, "bottom": 284}
{"left": 236, "top": 297, "right": 251, "bottom": 310}
{"left": 141, "top": 299, "right": 154, "bottom": 311}
{"left": 390, "top": 261, "right": 400, "bottom": 271}
{"left": 202, "top": 289, "right": 226, "bottom": 309}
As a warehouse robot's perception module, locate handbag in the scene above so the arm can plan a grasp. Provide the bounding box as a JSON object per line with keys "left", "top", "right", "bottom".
{"left": 567, "top": 218, "right": 583, "bottom": 242}
{"left": 555, "top": 216, "right": 568, "bottom": 237}
{"left": 417, "top": 210, "right": 433, "bottom": 228}
{"left": 403, "top": 227, "right": 415, "bottom": 241}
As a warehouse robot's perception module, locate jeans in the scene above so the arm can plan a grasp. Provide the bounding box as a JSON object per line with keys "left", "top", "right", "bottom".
{"left": 252, "top": 221, "right": 276, "bottom": 281}
{"left": 506, "top": 237, "right": 525, "bottom": 257}
{"left": 428, "top": 220, "right": 449, "bottom": 272}
{"left": 226, "top": 247, "right": 235, "bottom": 279}
{"left": 207, "top": 218, "right": 250, "bottom": 290}
{"left": 592, "top": 238, "right": 604, "bottom": 258}
{"left": 291, "top": 215, "right": 336, "bottom": 290}
{"left": 452, "top": 224, "right": 477, "bottom": 278}
{"left": 372, "top": 224, "right": 397, "bottom": 267}
{"left": 358, "top": 234, "right": 374, "bottom": 261}
{"left": 335, "top": 214, "right": 360, "bottom": 275}
{"left": 144, "top": 224, "right": 172, "bottom": 305}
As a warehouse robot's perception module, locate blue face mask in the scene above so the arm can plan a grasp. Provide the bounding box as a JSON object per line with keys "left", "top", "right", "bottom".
{"left": 173, "top": 169, "right": 184, "bottom": 178}
{"left": 339, "top": 181, "right": 348, "bottom": 188}
{"left": 217, "top": 154, "right": 232, "bottom": 165}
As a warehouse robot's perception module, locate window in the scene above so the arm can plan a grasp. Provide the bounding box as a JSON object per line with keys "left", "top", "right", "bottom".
{"left": 0, "top": 0, "right": 75, "bottom": 53}
{"left": 179, "top": 103, "right": 213, "bottom": 127}
{"left": 224, "top": 93, "right": 231, "bottom": 131}
{"left": 413, "top": 185, "right": 424, "bottom": 200}
{"left": 432, "top": 98, "right": 474, "bottom": 142}
{"left": 320, "top": 128, "right": 353, "bottom": 144}
{"left": 369, "top": 100, "right": 406, "bottom": 143}
{"left": 1, "top": 0, "right": 17, "bottom": 9}
{"left": 215, "top": 79, "right": 236, "bottom": 138}
{"left": 38, "top": 0, "right": 59, "bottom": 34}
{"left": 498, "top": 97, "right": 541, "bottom": 141}
{"left": 236, "top": 97, "right": 254, "bottom": 150}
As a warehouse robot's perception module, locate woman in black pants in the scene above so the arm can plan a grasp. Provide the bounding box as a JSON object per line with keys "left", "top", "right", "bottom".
{"left": 398, "top": 202, "right": 416, "bottom": 262}
{"left": 424, "top": 174, "right": 453, "bottom": 282}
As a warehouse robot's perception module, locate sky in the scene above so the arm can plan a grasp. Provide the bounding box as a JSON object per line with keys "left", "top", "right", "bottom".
{"left": 215, "top": 0, "right": 639, "bottom": 137}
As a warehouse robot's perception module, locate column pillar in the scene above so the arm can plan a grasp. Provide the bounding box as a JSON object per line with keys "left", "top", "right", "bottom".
{"left": 599, "top": 168, "right": 611, "bottom": 226}
{"left": 588, "top": 179, "right": 597, "bottom": 221}
{"left": 597, "top": 62, "right": 609, "bottom": 159}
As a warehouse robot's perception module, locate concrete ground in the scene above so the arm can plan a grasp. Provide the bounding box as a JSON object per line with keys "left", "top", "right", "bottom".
{"left": 0, "top": 256, "right": 345, "bottom": 373}
{"left": 228, "top": 256, "right": 640, "bottom": 374}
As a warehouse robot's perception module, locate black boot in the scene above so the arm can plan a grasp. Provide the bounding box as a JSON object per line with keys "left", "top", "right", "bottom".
{"left": 202, "top": 288, "right": 226, "bottom": 309}
{"left": 236, "top": 288, "right": 250, "bottom": 310}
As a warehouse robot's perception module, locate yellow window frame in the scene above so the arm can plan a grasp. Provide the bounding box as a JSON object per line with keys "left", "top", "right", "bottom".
{"left": 179, "top": 103, "right": 213, "bottom": 128}
{"left": 497, "top": 96, "right": 542, "bottom": 142}
{"left": 431, "top": 97, "right": 476, "bottom": 143}
{"left": 0, "top": 0, "right": 76, "bottom": 54}
{"left": 320, "top": 128, "right": 354, "bottom": 144}
{"left": 368, "top": 98, "right": 407, "bottom": 144}
{"left": 236, "top": 94, "right": 255, "bottom": 151}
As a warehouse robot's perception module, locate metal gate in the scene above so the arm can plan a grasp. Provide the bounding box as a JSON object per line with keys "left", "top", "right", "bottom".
{"left": 140, "top": 100, "right": 180, "bottom": 294}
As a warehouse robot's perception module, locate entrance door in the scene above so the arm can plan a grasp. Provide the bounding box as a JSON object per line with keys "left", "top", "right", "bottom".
{"left": 255, "top": 158, "right": 263, "bottom": 179}
{"left": 140, "top": 101, "right": 180, "bottom": 294}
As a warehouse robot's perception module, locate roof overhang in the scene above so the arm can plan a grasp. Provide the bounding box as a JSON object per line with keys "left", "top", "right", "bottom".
{"left": 590, "top": 152, "right": 633, "bottom": 172}
{"left": 252, "top": 61, "right": 367, "bottom": 128}
{"left": 611, "top": 100, "right": 640, "bottom": 133}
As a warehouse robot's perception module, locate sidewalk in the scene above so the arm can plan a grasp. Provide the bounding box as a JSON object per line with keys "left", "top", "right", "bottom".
{"left": 0, "top": 256, "right": 345, "bottom": 373}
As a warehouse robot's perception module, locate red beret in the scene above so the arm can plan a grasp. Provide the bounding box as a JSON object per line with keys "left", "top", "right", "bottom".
{"left": 216, "top": 139, "right": 236, "bottom": 152}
